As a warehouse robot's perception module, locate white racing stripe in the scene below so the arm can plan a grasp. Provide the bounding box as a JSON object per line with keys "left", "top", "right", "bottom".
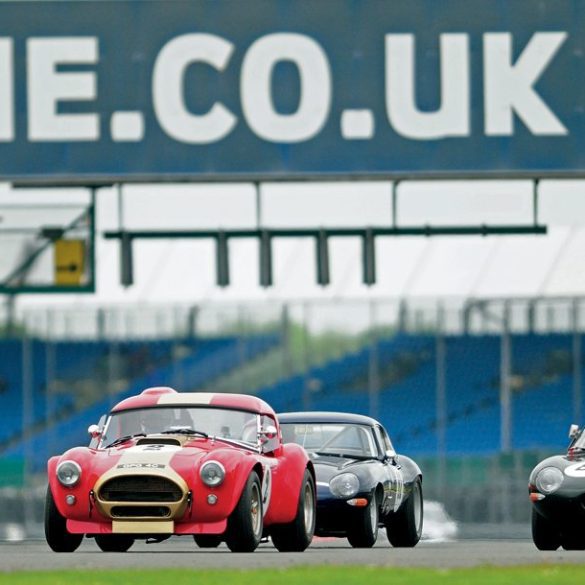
{"left": 158, "top": 392, "right": 215, "bottom": 405}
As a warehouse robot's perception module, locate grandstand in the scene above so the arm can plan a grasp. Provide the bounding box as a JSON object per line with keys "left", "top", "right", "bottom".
{"left": 1, "top": 298, "right": 582, "bottom": 485}
{"left": 0, "top": 331, "right": 279, "bottom": 470}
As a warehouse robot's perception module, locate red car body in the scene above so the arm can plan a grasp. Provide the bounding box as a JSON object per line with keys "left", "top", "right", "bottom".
{"left": 45, "top": 387, "right": 316, "bottom": 553}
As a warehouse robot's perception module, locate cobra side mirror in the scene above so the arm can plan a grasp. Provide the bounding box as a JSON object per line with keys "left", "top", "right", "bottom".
{"left": 385, "top": 449, "right": 397, "bottom": 464}
{"left": 88, "top": 424, "right": 103, "bottom": 440}
{"left": 258, "top": 425, "right": 278, "bottom": 441}
{"left": 258, "top": 425, "right": 278, "bottom": 452}
{"left": 569, "top": 424, "right": 580, "bottom": 440}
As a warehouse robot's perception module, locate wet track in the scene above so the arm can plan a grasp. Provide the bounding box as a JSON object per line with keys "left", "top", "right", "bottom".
{"left": 2, "top": 538, "right": 585, "bottom": 571}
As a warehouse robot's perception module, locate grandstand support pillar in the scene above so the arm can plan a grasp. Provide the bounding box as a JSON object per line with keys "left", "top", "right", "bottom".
{"left": 435, "top": 304, "right": 447, "bottom": 502}
{"left": 368, "top": 300, "right": 380, "bottom": 421}
{"left": 500, "top": 304, "right": 512, "bottom": 453}
{"left": 572, "top": 300, "right": 582, "bottom": 424}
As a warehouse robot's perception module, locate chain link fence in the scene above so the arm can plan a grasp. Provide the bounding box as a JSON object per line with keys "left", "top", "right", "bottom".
{"left": 1, "top": 296, "right": 584, "bottom": 538}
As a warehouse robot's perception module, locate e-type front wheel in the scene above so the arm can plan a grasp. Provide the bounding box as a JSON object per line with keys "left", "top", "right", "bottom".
{"left": 44, "top": 486, "right": 83, "bottom": 553}
{"left": 386, "top": 477, "right": 423, "bottom": 548}
{"left": 271, "top": 469, "right": 316, "bottom": 552}
{"left": 531, "top": 508, "right": 561, "bottom": 550}
{"left": 347, "top": 492, "right": 379, "bottom": 548}
{"left": 225, "top": 471, "right": 263, "bottom": 552}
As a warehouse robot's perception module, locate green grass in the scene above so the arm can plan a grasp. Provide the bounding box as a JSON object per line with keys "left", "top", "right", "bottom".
{"left": 2, "top": 566, "right": 585, "bottom": 585}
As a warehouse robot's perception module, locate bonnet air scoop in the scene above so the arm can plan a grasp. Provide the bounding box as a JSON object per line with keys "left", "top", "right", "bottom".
{"left": 136, "top": 437, "right": 181, "bottom": 447}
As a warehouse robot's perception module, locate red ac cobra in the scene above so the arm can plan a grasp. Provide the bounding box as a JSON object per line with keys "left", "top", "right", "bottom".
{"left": 45, "top": 387, "right": 316, "bottom": 553}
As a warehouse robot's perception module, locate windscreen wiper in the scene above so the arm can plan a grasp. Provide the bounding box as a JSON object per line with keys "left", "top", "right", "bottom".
{"left": 105, "top": 433, "right": 146, "bottom": 448}
{"left": 160, "top": 428, "right": 209, "bottom": 438}
{"left": 312, "top": 451, "right": 369, "bottom": 460}
{"left": 213, "top": 435, "right": 259, "bottom": 451}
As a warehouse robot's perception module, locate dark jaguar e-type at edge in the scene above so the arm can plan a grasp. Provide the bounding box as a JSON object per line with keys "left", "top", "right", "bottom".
{"left": 530, "top": 423, "right": 585, "bottom": 550}
{"left": 278, "top": 411, "right": 423, "bottom": 548}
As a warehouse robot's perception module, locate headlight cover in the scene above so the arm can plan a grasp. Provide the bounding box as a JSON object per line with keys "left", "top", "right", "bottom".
{"left": 535, "top": 466, "right": 564, "bottom": 494}
{"left": 200, "top": 460, "right": 226, "bottom": 487}
{"left": 56, "top": 460, "right": 82, "bottom": 487}
{"left": 329, "top": 472, "right": 360, "bottom": 498}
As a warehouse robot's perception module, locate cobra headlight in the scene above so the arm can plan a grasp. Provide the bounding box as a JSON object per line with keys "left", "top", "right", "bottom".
{"left": 329, "top": 472, "right": 359, "bottom": 498}
{"left": 535, "top": 466, "right": 564, "bottom": 495}
{"left": 56, "top": 460, "right": 82, "bottom": 487}
{"left": 200, "top": 461, "right": 226, "bottom": 487}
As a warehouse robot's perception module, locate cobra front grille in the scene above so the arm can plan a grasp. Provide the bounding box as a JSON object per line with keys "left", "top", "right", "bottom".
{"left": 110, "top": 506, "right": 171, "bottom": 518}
{"left": 100, "top": 476, "right": 183, "bottom": 503}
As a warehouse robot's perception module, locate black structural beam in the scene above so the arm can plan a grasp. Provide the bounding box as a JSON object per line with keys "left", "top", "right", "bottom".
{"left": 103, "top": 223, "right": 547, "bottom": 288}
{"left": 104, "top": 224, "right": 546, "bottom": 240}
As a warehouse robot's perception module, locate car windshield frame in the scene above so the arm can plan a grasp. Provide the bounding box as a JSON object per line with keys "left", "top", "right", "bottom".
{"left": 572, "top": 428, "right": 585, "bottom": 451}
{"left": 280, "top": 421, "right": 379, "bottom": 459}
{"left": 99, "top": 405, "right": 261, "bottom": 450}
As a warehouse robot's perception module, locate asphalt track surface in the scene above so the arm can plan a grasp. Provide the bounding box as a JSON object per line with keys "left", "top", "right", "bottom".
{"left": 2, "top": 538, "right": 585, "bottom": 571}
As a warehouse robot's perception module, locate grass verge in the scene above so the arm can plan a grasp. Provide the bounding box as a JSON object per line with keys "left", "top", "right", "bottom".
{"left": 2, "top": 566, "right": 585, "bottom": 585}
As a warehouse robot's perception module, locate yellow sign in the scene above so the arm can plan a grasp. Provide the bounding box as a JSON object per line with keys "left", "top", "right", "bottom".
{"left": 54, "top": 239, "right": 85, "bottom": 286}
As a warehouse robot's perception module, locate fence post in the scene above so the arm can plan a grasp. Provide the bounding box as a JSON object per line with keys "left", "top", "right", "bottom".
{"left": 368, "top": 300, "right": 380, "bottom": 421}
{"left": 573, "top": 299, "right": 582, "bottom": 424}
{"left": 302, "top": 302, "right": 312, "bottom": 410}
{"left": 281, "top": 303, "right": 292, "bottom": 378}
{"left": 21, "top": 331, "right": 35, "bottom": 536}
{"left": 436, "top": 303, "right": 447, "bottom": 502}
{"left": 500, "top": 302, "right": 512, "bottom": 453}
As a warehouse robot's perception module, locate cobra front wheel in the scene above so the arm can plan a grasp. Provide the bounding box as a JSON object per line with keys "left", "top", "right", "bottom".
{"left": 225, "top": 471, "right": 263, "bottom": 552}
{"left": 94, "top": 534, "right": 134, "bottom": 552}
{"left": 194, "top": 534, "right": 222, "bottom": 548}
{"left": 44, "top": 486, "right": 83, "bottom": 553}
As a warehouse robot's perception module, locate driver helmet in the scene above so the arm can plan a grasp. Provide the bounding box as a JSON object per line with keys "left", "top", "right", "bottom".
{"left": 140, "top": 408, "right": 173, "bottom": 434}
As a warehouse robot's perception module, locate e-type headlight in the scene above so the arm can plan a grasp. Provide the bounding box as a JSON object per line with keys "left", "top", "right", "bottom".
{"left": 535, "top": 466, "right": 564, "bottom": 495}
{"left": 56, "top": 460, "right": 82, "bottom": 487}
{"left": 329, "top": 472, "right": 359, "bottom": 498}
{"left": 200, "top": 460, "right": 225, "bottom": 487}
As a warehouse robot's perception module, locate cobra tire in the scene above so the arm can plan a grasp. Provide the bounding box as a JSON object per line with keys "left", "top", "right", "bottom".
{"left": 271, "top": 469, "right": 316, "bottom": 552}
{"left": 386, "top": 477, "right": 423, "bottom": 548}
{"left": 531, "top": 508, "right": 561, "bottom": 550}
{"left": 347, "top": 492, "right": 379, "bottom": 548}
{"left": 225, "top": 471, "right": 263, "bottom": 552}
{"left": 561, "top": 531, "right": 585, "bottom": 551}
{"left": 44, "top": 486, "right": 83, "bottom": 553}
{"left": 194, "top": 534, "right": 222, "bottom": 548}
{"left": 95, "top": 534, "right": 134, "bottom": 552}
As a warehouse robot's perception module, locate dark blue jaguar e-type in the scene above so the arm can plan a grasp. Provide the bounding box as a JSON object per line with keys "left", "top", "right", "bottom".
{"left": 278, "top": 411, "right": 423, "bottom": 548}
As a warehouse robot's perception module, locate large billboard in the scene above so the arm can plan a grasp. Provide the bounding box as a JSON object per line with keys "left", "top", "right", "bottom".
{"left": 0, "top": 0, "right": 583, "bottom": 183}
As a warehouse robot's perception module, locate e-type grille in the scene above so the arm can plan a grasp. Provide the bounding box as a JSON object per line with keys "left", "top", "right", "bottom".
{"left": 100, "top": 476, "right": 183, "bottom": 503}
{"left": 110, "top": 506, "right": 171, "bottom": 518}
